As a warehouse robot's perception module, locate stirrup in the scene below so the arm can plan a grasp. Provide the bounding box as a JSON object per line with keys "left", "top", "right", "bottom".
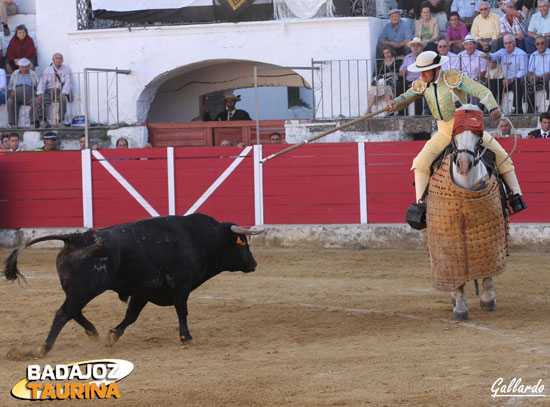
{"left": 509, "top": 194, "right": 527, "bottom": 214}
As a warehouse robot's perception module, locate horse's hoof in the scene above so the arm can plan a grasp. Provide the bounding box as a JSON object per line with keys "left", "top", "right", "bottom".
{"left": 105, "top": 329, "right": 119, "bottom": 347}
{"left": 480, "top": 299, "right": 497, "bottom": 311}
{"left": 453, "top": 311, "right": 469, "bottom": 321}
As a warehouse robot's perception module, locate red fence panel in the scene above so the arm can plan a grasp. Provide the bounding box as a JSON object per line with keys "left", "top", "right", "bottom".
{"left": 0, "top": 151, "right": 82, "bottom": 228}
{"left": 262, "top": 144, "right": 360, "bottom": 224}
{"left": 174, "top": 147, "right": 255, "bottom": 227}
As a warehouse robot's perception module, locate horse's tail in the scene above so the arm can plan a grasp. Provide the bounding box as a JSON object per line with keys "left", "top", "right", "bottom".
{"left": 3, "top": 235, "right": 71, "bottom": 282}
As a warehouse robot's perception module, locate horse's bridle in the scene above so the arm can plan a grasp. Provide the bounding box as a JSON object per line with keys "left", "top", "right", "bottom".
{"left": 451, "top": 133, "right": 488, "bottom": 169}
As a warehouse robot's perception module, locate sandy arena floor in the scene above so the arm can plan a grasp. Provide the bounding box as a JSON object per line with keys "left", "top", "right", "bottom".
{"left": 0, "top": 246, "right": 549, "bottom": 406}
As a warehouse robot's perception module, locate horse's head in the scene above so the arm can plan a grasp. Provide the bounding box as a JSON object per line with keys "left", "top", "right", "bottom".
{"left": 452, "top": 104, "right": 484, "bottom": 176}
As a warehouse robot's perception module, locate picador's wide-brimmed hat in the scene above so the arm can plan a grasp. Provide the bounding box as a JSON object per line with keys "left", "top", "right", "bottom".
{"left": 407, "top": 51, "right": 449, "bottom": 72}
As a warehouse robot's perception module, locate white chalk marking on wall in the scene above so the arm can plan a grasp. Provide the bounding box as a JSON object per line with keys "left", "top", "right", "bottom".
{"left": 184, "top": 146, "right": 253, "bottom": 216}
{"left": 92, "top": 150, "right": 160, "bottom": 217}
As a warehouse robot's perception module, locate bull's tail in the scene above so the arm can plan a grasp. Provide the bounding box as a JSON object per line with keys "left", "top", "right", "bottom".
{"left": 3, "top": 235, "right": 71, "bottom": 282}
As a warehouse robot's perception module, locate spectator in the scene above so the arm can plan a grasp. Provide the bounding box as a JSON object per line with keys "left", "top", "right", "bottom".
{"left": 484, "top": 34, "right": 528, "bottom": 113}
{"left": 237, "top": 142, "right": 247, "bottom": 148}
{"left": 437, "top": 39, "right": 460, "bottom": 70}
{"left": 526, "top": 0, "right": 550, "bottom": 55}
{"left": 458, "top": 35, "right": 488, "bottom": 81}
{"left": 377, "top": 9, "right": 414, "bottom": 57}
{"left": 35, "top": 132, "right": 57, "bottom": 151}
{"left": 0, "top": 60, "right": 6, "bottom": 104}
{"left": 447, "top": 11, "right": 468, "bottom": 53}
{"left": 400, "top": 38, "right": 425, "bottom": 115}
{"left": 79, "top": 135, "right": 87, "bottom": 149}
{"left": 0, "top": 133, "right": 8, "bottom": 151}
{"left": 0, "top": 0, "right": 18, "bottom": 37}
{"left": 415, "top": 4, "right": 440, "bottom": 52}
{"left": 367, "top": 46, "right": 402, "bottom": 114}
{"left": 204, "top": 93, "right": 251, "bottom": 121}
{"left": 526, "top": 35, "right": 550, "bottom": 113}
{"left": 36, "top": 53, "right": 72, "bottom": 128}
{"left": 7, "top": 58, "right": 39, "bottom": 129}
{"left": 526, "top": 112, "right": 550, "bottom": 137}
{"left": 220, "top": 140, "right": 233, "bottom": 146}
{"left": 5, "top": 24, "right": 37, "bottom": 74}
{"left": 116, "top": 137, "right": 129, "bottom": 148}
{"left": 471, "top": 2, "right": 501, "bottom": 52}
{"left": 8, "top": 132, "right": 21, "bottom": 151}
{"left": 498, "top": 0, "right": 527, "bottom": 51}
{"left": 492, "top": 118, "right": 519, "bottom": 138}
{"left": 269, "top": 132, "right": 282, "bottom": 144}
{"left": 450, "top": 0, "right": 482, "bottom": 29}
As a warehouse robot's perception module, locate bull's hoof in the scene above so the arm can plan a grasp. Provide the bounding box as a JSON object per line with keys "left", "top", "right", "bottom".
{"left": 86, "top": 329, "right": 99, "bottom": 340}
{"left": 37, "top": 345, "right": 47, "bottom": 358}
{"left": 453, "top": 311, "right": 469, "bottom": 321}
{"left": 105, "top": 329, "right": 119, "bottom": 347}
{"left": 480, "top": 299, "right": 497, "bottom": 311}
{"left": 180, "top": 335, "right": 193, "bottom": 343}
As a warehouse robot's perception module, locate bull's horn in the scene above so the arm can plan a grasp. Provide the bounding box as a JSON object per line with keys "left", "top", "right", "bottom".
{"left": 230, "top": 225, "right": 265, "bottom": 235}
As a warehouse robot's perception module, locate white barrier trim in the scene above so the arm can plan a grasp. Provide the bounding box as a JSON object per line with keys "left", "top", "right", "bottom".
{"left": 358, "top": 142, "right": 367, "bottom": 224}
{"left": 81, "top": 149, "right": 94, "bottom": 228}
{"left": 184, "top": 146, "right": 253, "bottom": 216}
{"left": 91, "top": 150, "right": 160, "bottom": 217}
{"left": 254, "top": 145, "right": 264, "bottom": 225}
{"left": 167, "top": 147, "right": 175, "bottom": 216}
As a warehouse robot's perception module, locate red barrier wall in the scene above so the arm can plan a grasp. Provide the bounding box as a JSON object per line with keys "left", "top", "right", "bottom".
{"left": 0, "top": 140, "right": 548, "bottom": 229}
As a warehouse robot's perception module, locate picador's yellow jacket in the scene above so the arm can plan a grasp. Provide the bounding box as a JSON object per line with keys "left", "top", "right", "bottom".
{"left": 393, "top": 70, "right": 499, "bottom": 122}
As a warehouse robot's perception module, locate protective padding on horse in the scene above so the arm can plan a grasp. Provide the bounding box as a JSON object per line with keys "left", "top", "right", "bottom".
{"left": 423, "top": 156, "right": 509, "bottom": 291}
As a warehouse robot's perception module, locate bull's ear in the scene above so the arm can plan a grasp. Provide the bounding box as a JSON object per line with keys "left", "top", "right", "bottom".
{"left": 236, "top": 236, "right": 246, "bottom": 246}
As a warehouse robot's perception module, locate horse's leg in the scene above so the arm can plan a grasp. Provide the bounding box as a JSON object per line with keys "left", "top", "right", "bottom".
{"left": 453, "top": 284, "right": 469, "bottom": 320}
{"left": 480, "top": 277, "right": 498, "bottom": 311}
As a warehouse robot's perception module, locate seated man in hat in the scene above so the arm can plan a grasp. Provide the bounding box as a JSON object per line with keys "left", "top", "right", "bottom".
{"left": 377, "top": 9, "right": 414, "bottom": 58}
{"left": 203, "top": 93, "right": 251, "bottom": 121}
{"left": 7, "top": 57, "right": 39, "bottom": 128}
{"left": 398, "top": 37, "right": 425, "bottom": 115}
{"left": 34, "top": 132, "right": 58, "bottom": 151}
{"left": 387, "top": 50, "right": 526, "bottom": 223}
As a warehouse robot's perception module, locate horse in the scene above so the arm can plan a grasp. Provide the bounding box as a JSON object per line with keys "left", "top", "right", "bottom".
{"left": 424, "top": 104, "right": 509, "bottom": 321}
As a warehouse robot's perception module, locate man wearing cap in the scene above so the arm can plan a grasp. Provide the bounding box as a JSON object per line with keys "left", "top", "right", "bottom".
{"left": 7, "top": 57, "right": 38, "bottom": 128}
{"left": 387, "top": 50, "right": 525, "bottom": 215}
{"left": 203, "top": 93, "right": 251, "bottom": 121}
{"left": 377, "top": 9, "right": 414, "bottom": 57}
{"left": 399, "top": 38, "right": 425, "bottom": 114}
{"left": 35, "top": 132, "right": 58, "bottom": 151}
{"left": 458, "top": 34, "right": 487, "bottom": 81}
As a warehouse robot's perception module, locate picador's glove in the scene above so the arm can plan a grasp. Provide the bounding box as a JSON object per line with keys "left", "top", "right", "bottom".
{"left": 405, "top": 202, "right": 427, "bottom": 230}
{"left": 509, "top": 193, "right": 527, "bottom": 214}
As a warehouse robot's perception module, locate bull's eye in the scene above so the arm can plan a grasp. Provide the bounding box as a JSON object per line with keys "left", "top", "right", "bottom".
{"left": 236, "top": 236, "right": 246, "bottom": 246}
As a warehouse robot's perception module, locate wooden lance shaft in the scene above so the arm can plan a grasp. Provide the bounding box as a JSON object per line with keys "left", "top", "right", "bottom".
{"left": 260, "top": 94, "right": 423, "bottom": 164}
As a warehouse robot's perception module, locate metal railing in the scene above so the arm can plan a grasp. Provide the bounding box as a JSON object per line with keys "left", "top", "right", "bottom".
{"left": 0, "top": 70, "right": 128, "bottom": 129}
{"left": 311, "top": 54, "right": 550, "bottom": 120}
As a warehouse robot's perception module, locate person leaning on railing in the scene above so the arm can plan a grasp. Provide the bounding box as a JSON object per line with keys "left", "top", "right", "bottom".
{"left": 367, "top": 46, "right": 402, "bottom": 114}
{"left": 7, "top": 57, "right": 39, "bottom": 129}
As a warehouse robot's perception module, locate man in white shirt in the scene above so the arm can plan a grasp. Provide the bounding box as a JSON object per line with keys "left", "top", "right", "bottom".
{"left": 458, "top": 35, "right": 487, "bottom": 81}
{"left": 526, "top": 35, "right": 550, "bottom": 113}
{"left": 437, "top": 39, "right": 459, "bottom": 70}
{"left": 36, "top": 53, "right": 72, "bottom": 127}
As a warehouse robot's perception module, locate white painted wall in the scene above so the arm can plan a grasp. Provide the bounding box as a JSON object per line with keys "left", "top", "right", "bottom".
{"left": 35, "top": 1, "right": 383, "bottom": 125}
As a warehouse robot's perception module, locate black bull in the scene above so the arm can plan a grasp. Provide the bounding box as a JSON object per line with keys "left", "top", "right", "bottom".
{"left": 2, "top": 213, "right": 262, "bottom": 356}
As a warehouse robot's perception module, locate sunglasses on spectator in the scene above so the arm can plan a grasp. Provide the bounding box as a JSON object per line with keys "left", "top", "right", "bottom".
{"left": 438, "top": 45, "right": 448, "bottom": 47}
{"left": 536, "top": 41, "right": 547, "bottom": 45}
{"left": 479, "top": 7, "right": 489, "bottom": 10}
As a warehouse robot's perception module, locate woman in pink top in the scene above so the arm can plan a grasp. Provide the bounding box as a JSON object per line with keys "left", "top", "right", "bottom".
{"left": 446, "top": 12, "right": 468, "bottom": 53}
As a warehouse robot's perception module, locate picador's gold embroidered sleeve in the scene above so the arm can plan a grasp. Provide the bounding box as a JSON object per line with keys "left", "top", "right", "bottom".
{"left": 412, "top": 78, "right": 428, "bottom": 93}
{"left": 443, "top": 70, "right": 464, "bottom": 89}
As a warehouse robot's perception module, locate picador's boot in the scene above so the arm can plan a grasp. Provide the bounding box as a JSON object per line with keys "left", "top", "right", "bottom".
{"left": 502, "top": 171, "right": 527, "bottom": 214}
{"left": 405, "top": 171, "right": 430, "bottom": 230}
